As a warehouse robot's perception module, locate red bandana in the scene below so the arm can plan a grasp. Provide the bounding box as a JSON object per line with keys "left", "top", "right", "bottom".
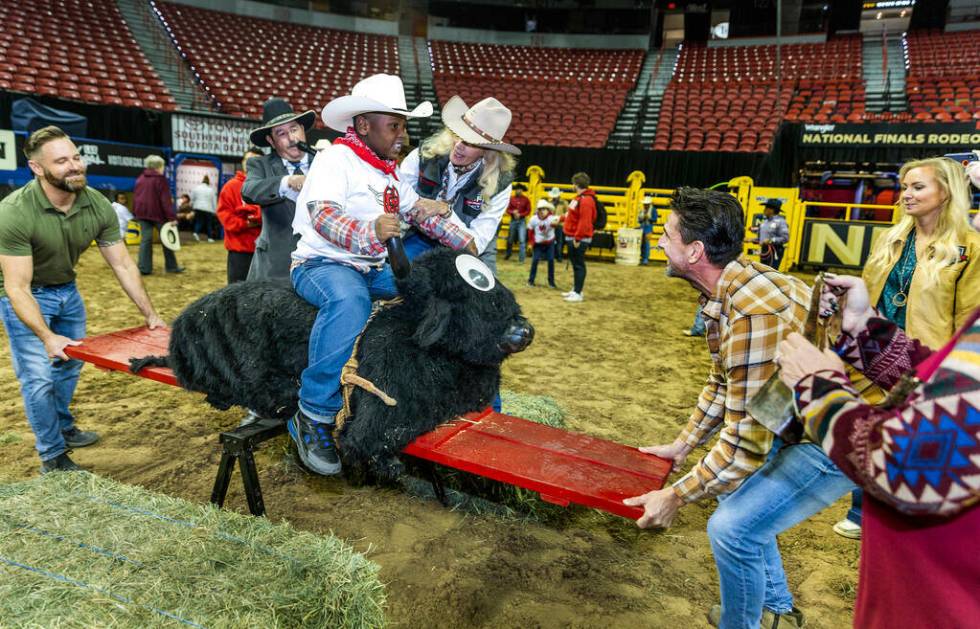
{"left": 334, "top": 127, "right": 399, "bottom": 180}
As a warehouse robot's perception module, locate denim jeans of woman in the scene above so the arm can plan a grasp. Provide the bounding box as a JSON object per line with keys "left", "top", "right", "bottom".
{"left": 0, "top": 283, "right": 86, "bottom": 461}
{"left": 707, "top": 440, "right": 855, "bottom": 629}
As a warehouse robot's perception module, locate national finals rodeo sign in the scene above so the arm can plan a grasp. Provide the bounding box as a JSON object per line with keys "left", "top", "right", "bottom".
{"left": 797, "top": 218, "right": 892, "bottom": 270}
{"left": 800, "top": 122, "right": 980, "bottom": 148}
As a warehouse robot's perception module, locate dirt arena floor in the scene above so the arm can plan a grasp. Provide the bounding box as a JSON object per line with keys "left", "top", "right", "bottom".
{"left": 0, "top": 241, "right": 860, "bottom": 628}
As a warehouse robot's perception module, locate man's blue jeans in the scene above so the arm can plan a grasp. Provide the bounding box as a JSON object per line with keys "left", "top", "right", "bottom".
{"left": 0, "top": 283, "right": 86, "bottom": 461}
{"left": 506, "top": 220, "right": 526, "bottom": 262}
{"left": 640, "top": 223, "right": 653, "bottom": 264}
{"left": 291, "top": 259, "right": 397, "bottom": 423}
{"left": 707, "top": 441, "right": 855, "bottom": 629}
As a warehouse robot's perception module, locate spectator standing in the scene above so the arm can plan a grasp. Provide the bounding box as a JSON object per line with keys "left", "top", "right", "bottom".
{"left": 751, "top": 199, "right": 789, "bottom": 269}
{"left": 504, "top": 183, "right": 530, "bottom": 262}
{"left": 638, "top": 194, "right": 658, "bottom": 265}
{"left": 527, "top": 199, "right": 558, "bottom": 288}
{"left": 110, "top": 192, "right": 133, "bottom": 243}
{"left": 175, "top": 194, "right": 194, "bottom": 232}
{"left": 190, "top": 175, "right": 219, "bottom": 242}
{"left": 549, "top": 187, "right": 567, "bottom": 262}
{"left": 132, "top": 154, "right": 183, "bottom": 275}
{"left": 217, "top": 147, "right": 263, "bottom": 283}
{"left": 561, "top": 172, "right": 596, "bottom": 303}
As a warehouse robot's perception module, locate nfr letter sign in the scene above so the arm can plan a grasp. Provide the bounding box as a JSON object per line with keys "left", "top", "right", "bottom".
{"left": 799, "top": 219, "right": 891, "bottom": 269}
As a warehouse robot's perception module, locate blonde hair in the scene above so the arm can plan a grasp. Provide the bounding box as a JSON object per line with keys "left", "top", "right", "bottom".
{"left": 23, "top": 126, "right": 68, "bottom": 159}
{"left": 419, "top": 128, "right": 517, "bottom": 202}
{"left": 865, "top": 157, "right": 973, "bottom": 288}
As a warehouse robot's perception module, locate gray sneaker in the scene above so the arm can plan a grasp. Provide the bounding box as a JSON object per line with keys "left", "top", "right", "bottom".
{"left": 41, "top": 452, "right": 85, "bottom": 474}
{"left": 287, "top": 410, "right": 342, "bottom": 476}
{"left": 62, "top": 427, "right": 99, "bottom": 448}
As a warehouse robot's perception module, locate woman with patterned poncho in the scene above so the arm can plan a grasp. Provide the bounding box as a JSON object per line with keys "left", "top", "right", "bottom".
{"left": 775, "top": 273, "right": 979, "bottom": 629}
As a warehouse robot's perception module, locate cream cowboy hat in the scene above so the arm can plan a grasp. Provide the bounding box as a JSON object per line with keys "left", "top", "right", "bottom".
{"left": 160, "top": 222, "right": 181, "bottom": 251}
{"left": 536, "top": 199, "right": 554, "bottom": 211}
{"left": 321, "top": 74, "right": 432, "bottom": 133}
{"left": 442, "top": 95, "right": 521, "bottom": 156}
{"left": 548, "top": 187, "right": 562, "bottom": 198}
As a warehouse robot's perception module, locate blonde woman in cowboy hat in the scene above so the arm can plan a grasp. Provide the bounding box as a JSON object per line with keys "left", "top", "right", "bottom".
{"left": 399, "top": 95, "right": 520, "bottom": 274}
{"left": 287, "top": 74, "right": 473, "bottom": 475}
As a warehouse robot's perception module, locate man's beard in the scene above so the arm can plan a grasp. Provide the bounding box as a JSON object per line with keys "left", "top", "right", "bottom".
{"left": 43, "top": 167, "right": 86, "bottom": 192}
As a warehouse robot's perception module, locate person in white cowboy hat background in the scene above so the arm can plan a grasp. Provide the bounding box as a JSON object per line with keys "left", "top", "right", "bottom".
{"left": 637, "top": 195, "right": 658, "bottom": 266}
{"left": 287, "top": 73, "right": 475, "bottom": 475}
{"left": 398, "top": 95, "right": 521, "bottom": 274}
{"left": 241, "top": 97, "right": 316, "bottom": 282}
{"left": 527, "top": 198, "right": 559, "bottom": 288}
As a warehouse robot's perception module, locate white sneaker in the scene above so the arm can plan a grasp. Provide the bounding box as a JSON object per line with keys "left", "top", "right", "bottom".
{"left": 832, "top": 519, "right": 862, "bottom": 540}
{"left": 207, "top": 238, "right": 215, "bottom": 243}
{"left": 561, "top": 290, "right": 574, "bottom": 297}
{"left": 564, "top": 292, "right": 583, "bottom": 303}
{"left": 192, "top": 233, "right": 200, "bottom": 242}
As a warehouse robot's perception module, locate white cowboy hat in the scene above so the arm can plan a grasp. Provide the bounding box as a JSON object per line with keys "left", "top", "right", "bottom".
{"left": 642, "top": 195, "right": 653, "bottom": 204}
{"left": 536, "top": 199, "right": 554, "bottom": 211}
{"left": 161, "top": 222, "right": 181, "bottom": 251}
{"left": 441, "top": 95, "right": 521, "bottom": 156}
{"left": 321, "top": 74, "right": 432, "bottom": 133}
{"left": 548, "top": 187, "right": 562, "bottom": 199}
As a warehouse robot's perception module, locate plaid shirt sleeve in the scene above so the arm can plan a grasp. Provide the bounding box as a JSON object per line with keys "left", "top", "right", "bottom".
{"left": 411, "top": 213, "right": 475, "bottom": 251}
{"left": 672, "top": 314, "right": 779, "bottom": 503}
{"left": 678, "top": 371, "right": 728, "bottom": 449}
{"left": 307, "top": 200, "right": 387, "bottom": 256}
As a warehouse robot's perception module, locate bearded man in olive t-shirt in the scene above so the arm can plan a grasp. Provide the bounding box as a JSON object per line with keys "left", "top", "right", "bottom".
{"left": 0, "top": 126, "right": 164, "bottom": 474}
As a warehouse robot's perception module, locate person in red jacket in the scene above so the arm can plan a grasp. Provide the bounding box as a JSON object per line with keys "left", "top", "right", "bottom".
{"left": 217, "top": 147, "right": 263, "bottom": 283}
{"left": 561, "top": 171, "right": 596, "bottom": 302}
{"left": 504, "top": 183, "right": 531, "bottom": 262}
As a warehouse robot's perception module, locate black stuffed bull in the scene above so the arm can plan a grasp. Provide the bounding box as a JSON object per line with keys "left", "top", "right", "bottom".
{"left": 131, "top": 249, "right": 534, "bottom": 479}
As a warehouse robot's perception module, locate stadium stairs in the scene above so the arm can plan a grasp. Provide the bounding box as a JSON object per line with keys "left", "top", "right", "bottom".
{"left": 862, "top": 33, "right": 907, "bottom": 114}
{"left": 398, "top": 35, "right": 440, "bottom": 144}
{"left": 607, "top": 49, "right": 660, "bottom": 148}
{"left": 116, "top": 0, "right": 209, "bottom": 111}
{"left": 416, "top": 38, "right": 439, "bottom": 138}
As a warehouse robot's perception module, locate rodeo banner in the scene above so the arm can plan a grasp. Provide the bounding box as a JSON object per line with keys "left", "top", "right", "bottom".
{"left": 800, "top": 122, "right": 980, "bottom": 148}
{"left": 171, "top": 113, "right": 254, "bottom": 157}
{"left": 3, "top": 131, "right": 163, "bottom": 180}
{"left": 798, "top": 219, "right": 892, "bottom": 270}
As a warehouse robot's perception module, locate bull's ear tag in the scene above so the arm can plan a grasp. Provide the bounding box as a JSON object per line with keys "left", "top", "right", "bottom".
{"left": 455, "top": 255, "right": 495, "bottom": 292}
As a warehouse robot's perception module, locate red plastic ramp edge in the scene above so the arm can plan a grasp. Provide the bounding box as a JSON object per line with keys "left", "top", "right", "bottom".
{"left": 403, "top": 410, "right": 672, "bottom": 519}
{"left": 65, "top": 326, "right": 177, "bottom": 386}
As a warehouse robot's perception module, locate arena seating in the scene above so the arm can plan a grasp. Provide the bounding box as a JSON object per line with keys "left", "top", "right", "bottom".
{"left": 905, "top": 30, "right": 980, "bottom": 122}
{"left": 429, "top": 41, "right": 644, "bottom": 148}
{"left": 0, "top": 0, "right": 175, "bottom": 111}
{"left": 153, "top": 1, "right": 398, "bottom": 119}
{"left": 657, "top": 37, "right": 863, "bottom": 151}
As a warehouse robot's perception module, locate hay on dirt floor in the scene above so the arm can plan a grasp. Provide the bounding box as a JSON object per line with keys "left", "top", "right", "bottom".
{"left": 0, "top": 472, "right": 385, "bottom": 628}
{"left": 500, "top": 390, "right": 565, "bottom": 428}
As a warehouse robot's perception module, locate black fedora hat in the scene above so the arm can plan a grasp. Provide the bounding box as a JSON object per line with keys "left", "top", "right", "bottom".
{"left": 763, "top": 198, "right": 783, "bottom": 213}
{"left": 249, "top": 98, "right": 316, "bottom": 147}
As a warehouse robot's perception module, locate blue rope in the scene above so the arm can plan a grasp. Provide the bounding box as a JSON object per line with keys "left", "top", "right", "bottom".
{"left": 0, "top": 554, "right": 206, "bottom": 628}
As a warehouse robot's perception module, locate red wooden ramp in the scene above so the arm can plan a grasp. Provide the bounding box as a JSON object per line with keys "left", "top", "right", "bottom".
{"left": 66, "top": 327, "right": 671, "bottom": 520}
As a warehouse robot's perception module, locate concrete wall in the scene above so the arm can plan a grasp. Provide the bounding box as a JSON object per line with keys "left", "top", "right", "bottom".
{"left": 427, "top": 23, "right": 650, "bottom": 50}
{"left": 160, "top": 0, "right": 398, "bottom": 35}
{"left": 946, "top": 21, "right": 980, "bottom": 32}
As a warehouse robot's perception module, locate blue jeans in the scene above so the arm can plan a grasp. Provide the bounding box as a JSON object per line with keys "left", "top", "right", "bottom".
{"left": 846, "top": 489, "right": 863, "bottom": 525}
{"left": 690, "top": 304, "right": 706, "bottom": 336}
{"left": 640, "top": 223, "right": 653, "bottom": 263}
{"left": 0, "top": 283, "right": 86, "bottom": 461}
{"left": 707, "top": 441, "right": 855, "bottom": 629}
{"left": 291, "top": 259, "right": 398, "bottom": 423}
{"left": 528, "top": 242, "right": 555, "bottom": 286}
{"left": 505, "top": 220, "right": 527, "bottom": 262}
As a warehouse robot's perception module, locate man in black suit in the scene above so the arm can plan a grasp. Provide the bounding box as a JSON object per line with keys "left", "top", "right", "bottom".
{"left": 241, "top": 98, "right": 316, "bottom": 281}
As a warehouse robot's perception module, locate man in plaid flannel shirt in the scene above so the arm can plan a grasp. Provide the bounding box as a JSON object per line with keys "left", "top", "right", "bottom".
{"left": 287, "top": 75, "right": 474, "bottom": 477}
{"left": 623, "top": 188, "right": 855, "bottom": 629}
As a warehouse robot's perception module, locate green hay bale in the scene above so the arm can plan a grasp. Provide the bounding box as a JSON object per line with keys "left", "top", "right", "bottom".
{"left": 499, "top": 390, "right": 565, "bottom": 428}
{"left": 0, "top": 431, "right": 23, "bottom": 446}
{"left": 0, "top": 473, "right": 385, "bottom": 628}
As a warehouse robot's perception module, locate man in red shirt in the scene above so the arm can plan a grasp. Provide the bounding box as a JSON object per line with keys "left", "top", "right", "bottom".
{"left": 561, "top": 172, "right": 596, "bottom": 302}
{"left": 504, "top": 183, "right": 531, "bottom": 262}
{"left": 217, "top": 147, "right": 263, "bottom": 283}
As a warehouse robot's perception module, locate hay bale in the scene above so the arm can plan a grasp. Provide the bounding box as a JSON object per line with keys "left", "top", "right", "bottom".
{"left": 499, "top": 391, "right": 565, "bottom": 428}
{"left": 0, "top": 473, "right": 385, "bottom": 628}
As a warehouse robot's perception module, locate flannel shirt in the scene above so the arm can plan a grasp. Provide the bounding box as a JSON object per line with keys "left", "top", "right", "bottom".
{"left": 672, "top": 258, "right": 811, "bottom": 503}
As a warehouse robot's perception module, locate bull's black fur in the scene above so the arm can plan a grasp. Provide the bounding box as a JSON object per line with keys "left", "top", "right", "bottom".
{"left": 131, "top": 249, "right": 531, "bottom": 480}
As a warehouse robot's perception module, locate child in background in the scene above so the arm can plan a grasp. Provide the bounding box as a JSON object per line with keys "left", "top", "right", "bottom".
{"left": 528, "top": 199, "right": 559, "bottom": 288}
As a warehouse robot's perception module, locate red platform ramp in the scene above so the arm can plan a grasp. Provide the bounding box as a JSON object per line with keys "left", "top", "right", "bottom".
{"left": 66, "top": 327, "right": 671, "bottom": 520}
